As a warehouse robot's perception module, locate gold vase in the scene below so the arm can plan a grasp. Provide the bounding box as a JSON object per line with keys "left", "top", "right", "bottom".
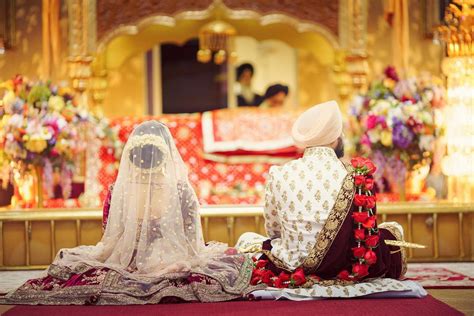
{"left": 12, "top": 163, "right": 44, "bottom": 208}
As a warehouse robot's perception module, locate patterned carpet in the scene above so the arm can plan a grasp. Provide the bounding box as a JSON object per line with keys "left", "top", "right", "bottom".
{"left": 0, "top": 262, "right": 473, "bottom": 294}
{"left": 406, "top": 263, "right": 474, "bottom": 288}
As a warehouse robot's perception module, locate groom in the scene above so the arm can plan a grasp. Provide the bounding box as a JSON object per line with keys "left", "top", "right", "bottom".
{"left": 238, "top": 100, "right": 406, "bottom": 282}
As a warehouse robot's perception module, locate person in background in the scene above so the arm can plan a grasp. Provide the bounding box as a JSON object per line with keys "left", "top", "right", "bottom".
{"left": 259, "top": 84, "right": 289, "bottom": 108}
{"left": 235, "top": 63, "right": 262, "bottom": 106}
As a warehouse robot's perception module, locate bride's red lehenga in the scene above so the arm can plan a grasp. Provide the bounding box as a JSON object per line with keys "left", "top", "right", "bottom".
{"left": 2, "top": 121, "right": 258, "bottom": 305}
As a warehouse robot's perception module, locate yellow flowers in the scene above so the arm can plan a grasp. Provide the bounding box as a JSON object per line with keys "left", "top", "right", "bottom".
{"left": 48, "top": 96, "right": 65, "bottom": 112}
{"left": 25, "top": 137, "right": 48, "bottom": 153}
{"left": 2, "top": 90, "right": 15, "bottom": 107}
{"left": 381, "top": 130, "right": 393, "bottom": 147}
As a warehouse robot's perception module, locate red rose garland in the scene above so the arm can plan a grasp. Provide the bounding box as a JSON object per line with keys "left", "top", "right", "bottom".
{"left": 338, "top": 157, "right": 380, "bottom": 281}
{"left": 250, "top": 258, "right": 321, "bottom": 288}
{"left": 250, "top": 157, "right": 380, "bottom": 287}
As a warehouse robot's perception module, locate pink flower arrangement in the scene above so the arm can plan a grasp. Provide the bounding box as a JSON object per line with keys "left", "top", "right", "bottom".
{"left": 348, "top": 66, "right": 443, "bottom": 191}
{"left": 0, "top": 76, "right": 117, "bottom": 199}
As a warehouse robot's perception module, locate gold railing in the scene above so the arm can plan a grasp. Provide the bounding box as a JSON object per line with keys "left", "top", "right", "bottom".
{"left": 0, "top": 202, "right": 473, "bottom": 270}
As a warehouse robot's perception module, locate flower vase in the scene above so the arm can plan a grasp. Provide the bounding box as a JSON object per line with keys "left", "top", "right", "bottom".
{"left": 12, "top": 164, "right": 37, "bottom": 208}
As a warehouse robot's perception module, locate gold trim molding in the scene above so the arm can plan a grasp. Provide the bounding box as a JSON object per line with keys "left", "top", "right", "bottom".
{"left": 95, "top": 1, "right": 340, "bottom": 54}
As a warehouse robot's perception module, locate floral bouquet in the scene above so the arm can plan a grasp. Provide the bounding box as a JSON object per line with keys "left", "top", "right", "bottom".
{"left": 0, "top": 75, "right": 117, "bottom": 204}
{"left": 348, "top": 66, "right": 444, "bottom": 194}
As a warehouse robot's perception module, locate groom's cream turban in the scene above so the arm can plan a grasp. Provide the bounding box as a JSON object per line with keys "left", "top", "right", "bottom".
{"left": 291, "top": 100, "right": 343, "bottom": 149}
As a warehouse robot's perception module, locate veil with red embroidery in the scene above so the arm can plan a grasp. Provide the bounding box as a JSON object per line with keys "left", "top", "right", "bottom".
{"left": 53, "top": 120, "right": 227, "bottom": 275}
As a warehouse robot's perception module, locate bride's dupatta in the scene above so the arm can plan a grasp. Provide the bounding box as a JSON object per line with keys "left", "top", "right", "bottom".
{"left": 3, "top": 121, "right": 257, "bottom": 305}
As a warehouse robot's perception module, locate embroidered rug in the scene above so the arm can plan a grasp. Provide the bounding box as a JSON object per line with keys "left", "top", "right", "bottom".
{"left": 406, "top": 263, "right": 474, "bottom": 289}
{"left": 1, "top": 295, "right": 462, "bottom": 316}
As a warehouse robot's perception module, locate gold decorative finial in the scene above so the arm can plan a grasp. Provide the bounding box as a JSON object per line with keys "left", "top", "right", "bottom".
{"left": 436, "top": 0, "right": 474, "bottom": 57}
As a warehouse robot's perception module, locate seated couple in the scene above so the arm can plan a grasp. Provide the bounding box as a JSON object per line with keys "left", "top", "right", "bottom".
{"left": 2, "top": 101, "right": 407, "bottom": 305}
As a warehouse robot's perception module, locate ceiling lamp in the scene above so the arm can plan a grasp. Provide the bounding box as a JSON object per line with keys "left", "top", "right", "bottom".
{"left": 197, "top": 20, "right": 237, "bottom": 65}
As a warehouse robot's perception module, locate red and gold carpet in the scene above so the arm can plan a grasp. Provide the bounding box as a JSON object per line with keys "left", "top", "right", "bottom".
{"left": 406, "top": 263, "right": 474, "bottom": 289}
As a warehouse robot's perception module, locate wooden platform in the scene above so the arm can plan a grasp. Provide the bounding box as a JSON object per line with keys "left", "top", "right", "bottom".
{"left": 0, "top": 202, "right": 473, "bottom": 270}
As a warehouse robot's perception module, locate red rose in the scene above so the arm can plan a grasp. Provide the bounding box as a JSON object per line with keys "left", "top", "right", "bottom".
{"left": 365, "top": 196, "right": 376, "bottom": 209}
{"left": 261, "top": 270, "right": 275, "bottom": 286}
{"left": 291, "top": 268, "right": 306, "bottom": 286}
{"left": 352, "top": 211, "right": 369, "bottom": 223}
{"left": 364, "top": 250, "right": 377, "bottom": 265}
{"left": 252, "top": 268, "right": 264, "bottom": 278}
{"left": 363, "top": 158, "right": 377, "bottom": 175}
{"left": 362, "top": 215, "right": 377, "bottom": 229}
{"left": 354, "top": 228, "right": 366, "bottom": 240}
{"left": 365, "top": 178, "right": 374, "bottom": 190}
{"left": 354, "top": 195, "right": 367, "bottom": 207}
{"left": 352, "top": 263, "right": 369, "bottom": 278}
{"left": 252, "top": 256, "right": 257, "bottom": 262}
{"left": 255, "top": 259, "right": 268, "bottom": 269}
{"left": 365, "top": 234, "right": 380, "bottom": 248}
{"left": 274, "top": 272, "right": 291, "bottom": 288}
{"left": 250, "top": 276, "right": 261, "bottom": 285}
{"left": 352, "top": 246, "right": 366, "bottom": 258}
{"left": 354, "top": 175, "right": 366, "bottom": 187}
{"left": 351, "top": 157, "right": 365, "bottom": 169}
{"left": 337, "top": 270, "right": 352, "bottom": 281}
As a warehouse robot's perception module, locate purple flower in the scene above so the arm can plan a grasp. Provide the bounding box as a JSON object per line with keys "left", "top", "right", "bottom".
{"left": 384, "top": 66, "right": 399, "bottom": 82}
{"left": 392, "top": 119, "right": 414, "bottom": 149}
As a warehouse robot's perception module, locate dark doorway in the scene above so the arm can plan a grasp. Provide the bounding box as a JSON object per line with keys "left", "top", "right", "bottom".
{"left": 160, "top": 39, "right": 228, "bottom": 113}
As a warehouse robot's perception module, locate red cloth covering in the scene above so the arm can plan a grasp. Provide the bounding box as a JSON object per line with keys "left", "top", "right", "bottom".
{"left": 4, "top": 295, "right": 462, "bottom": 316}
{"left": 42, "top": 199, "right": 81, "bottom": 208}
{"left": 99, "top": 114, "right": 274, "bottom": 205}
{"left": 201, "top": 107, "right": 301, "bottom": 156}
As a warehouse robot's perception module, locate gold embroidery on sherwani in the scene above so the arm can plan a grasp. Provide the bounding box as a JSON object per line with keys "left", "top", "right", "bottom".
{"left": 301, "top": 164, "right": 355, "bottom": 273}
{"left": 297, "top": 190, "right": 304, "bottom": 202}
{"left": 315, "top": 190, "right": 321, "bottom": 201}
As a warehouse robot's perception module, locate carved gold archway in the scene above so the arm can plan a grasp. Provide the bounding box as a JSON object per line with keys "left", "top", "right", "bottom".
{"left": 67, "top": 0, "right": 368, "bottom": 110}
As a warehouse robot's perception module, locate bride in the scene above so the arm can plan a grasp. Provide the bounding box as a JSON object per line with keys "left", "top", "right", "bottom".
{"left": 3, "top": 121, "right": 257, "bottom": 305}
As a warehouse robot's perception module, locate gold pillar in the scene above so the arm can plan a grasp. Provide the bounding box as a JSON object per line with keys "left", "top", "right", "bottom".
{"left": 67, "top": 0, "right": 97, "bottom": 106}
{"left": 338, "top": 0, "right": 369, "bottom": 101}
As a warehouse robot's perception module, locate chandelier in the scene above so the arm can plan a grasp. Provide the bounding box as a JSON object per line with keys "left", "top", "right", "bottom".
{"left": 197, "top": 20, "right": 237, "bottom": 65}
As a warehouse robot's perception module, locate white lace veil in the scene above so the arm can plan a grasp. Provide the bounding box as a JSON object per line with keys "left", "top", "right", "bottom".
{"left": 54, "top": 121, "right": 227, "bottom": 276}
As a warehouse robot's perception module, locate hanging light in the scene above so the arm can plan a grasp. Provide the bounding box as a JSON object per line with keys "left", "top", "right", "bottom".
{"left": 197, "top": 20, "right": 237, "bottom": 64}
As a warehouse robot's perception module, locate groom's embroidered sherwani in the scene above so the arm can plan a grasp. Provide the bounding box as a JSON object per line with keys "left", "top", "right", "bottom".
{"left": 237, "top": 148, "right": 406, "bottom": 281}
{"left": 263, "top": 147, "right": 347, "bottom": 270}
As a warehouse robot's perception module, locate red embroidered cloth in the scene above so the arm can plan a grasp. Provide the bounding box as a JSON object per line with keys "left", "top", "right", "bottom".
{"left": 97, "top": 114, "right": 274, "bottom": 205}
{"left": 201, "top": 108, "right": 302, "bottom": 156}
